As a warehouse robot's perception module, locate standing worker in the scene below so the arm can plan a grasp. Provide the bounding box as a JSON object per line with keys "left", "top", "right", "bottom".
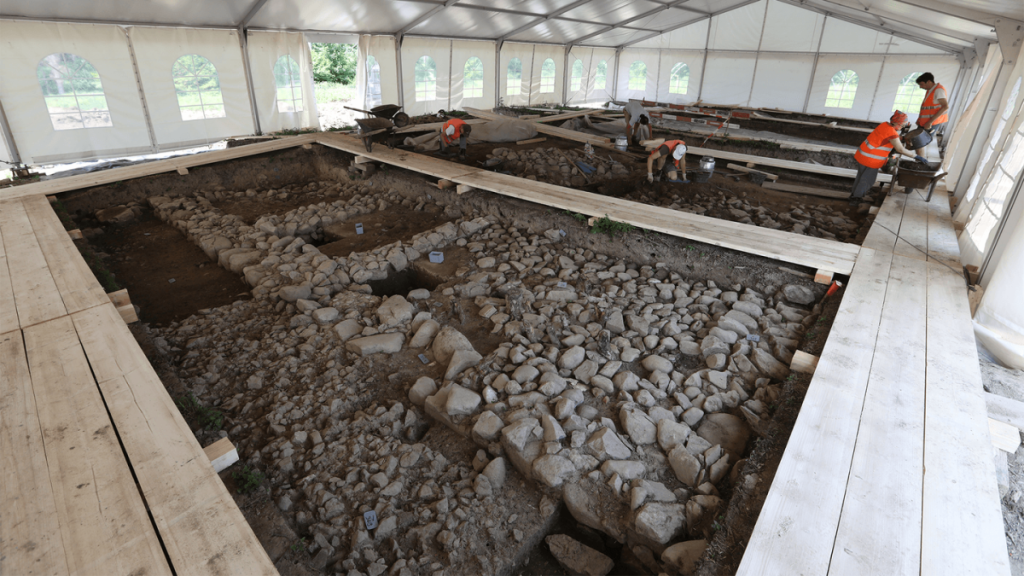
{"left": 912, "top": 72, "right": 949, "bottom": 156}
{"left": 850, "top": 110, "right": 927, "bottom": 205}
{"left": 439, "top": 117, "right": 472, "bottom": 160}
{"left": 647, "top": 139, "right": 689, "bottom": 184}
{"left": 624, "top": 100, "right": 653, "bottom": 145}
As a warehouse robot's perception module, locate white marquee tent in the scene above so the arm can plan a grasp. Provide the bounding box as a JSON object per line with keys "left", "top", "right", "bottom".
{"left": 1, "top": 0, "right": 1023, "bottom": 365}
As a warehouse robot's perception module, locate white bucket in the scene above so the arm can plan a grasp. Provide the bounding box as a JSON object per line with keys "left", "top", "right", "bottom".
{"left": 615, "top": 136, "right": 628, "bottom": 151}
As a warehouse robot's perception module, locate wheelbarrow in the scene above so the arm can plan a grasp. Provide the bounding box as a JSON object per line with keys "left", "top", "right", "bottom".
{"left": 345, "top": 104, "right": 410, "bottom": 128}
{"left": 895, "top": 160, "right": 946, "bottom": 202}
{"left": 354, "top": 117, "right": 394, "bottom": 152}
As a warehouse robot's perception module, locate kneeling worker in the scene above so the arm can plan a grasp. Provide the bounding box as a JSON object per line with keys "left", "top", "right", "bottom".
{"left": 851, "top": 110, "right": 927, "bottom": 205}
{"left": 647, "top": 139, "right": 689, "bottom": 184}
{"left": 440, "top": 118, "right": 471, "bottom": 160}
{"left": 624, "top": 100, "right": 652, "bottom": 145}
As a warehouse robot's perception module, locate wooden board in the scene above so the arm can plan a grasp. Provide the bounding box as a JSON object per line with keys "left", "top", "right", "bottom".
{"left": 451, "top": 169, "right": 861, "bottom": 275}
{"left": 752, "top": 111, "right": 873, "bottom": 133}
{"left": 921, "top": 261, "right": 1011, "bottom": 575}
{"left": 828, "top": 254, "right": 927, "bottom": 575}
{"left": 789, "top": 350, "right": 819, "bottom": 374}
{"left": 862, "top": 192, "right": 908, "bottom": 253}
{"left": 688, "top": 145, "right": 892, "bottom": 183}
{"left": 0, "top": 330, "right": 70, "bottom": 575}
{"left": 516, "top": 137, "right": 547, "bottom": 146}
{"left": 892, "top": 190, "right": 931, "bottom": 262}
{"left": 532, "top": 108, "right": 605, "bottom": 123}
{"left": 0, "top": 255, "right": 17, "bottom": 334}
{"left": 316, "top": 134, "right": 859, "bottom": 274}
{"left": 922, "top": 184, "right": 962, "bottom": 269}
{"left": 990, "top": 418, "right": 1022, "bottom": 453}
{"left": 0, "top": 199, "right": 67, "bottom": 328}
{"left": 726, "top": 163, "right": 778, "bottom": 180}
{"left": 0, "top": 133, "right": 318, "bottom": 201}
{"left": 736, "top": 247, "right": 893, "bottom": 576}
{"left": 71, "top": 303, "right": 277, "bottom": 576}
{"left": 22, "top": 196, "right": 110, "bottom": 315}
{"left": 22, "top": 315, "right": 172, "bottom": 576}
{"left": 986, "top": 392, "right": 1024, "bottom": 432}
{"left": 762, "top": 181, "right": 850, "bottom": 199}
{"left": 392, "top": 118, "right": 489, "bottom": 134}
{"left": 464, "top": 108, "right": 613, "bottom": 147}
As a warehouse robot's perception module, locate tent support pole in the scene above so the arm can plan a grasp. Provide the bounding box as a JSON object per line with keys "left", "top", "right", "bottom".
{"left": 495, "top": 40, "right": 503, "bottom": 107}
{"left": 612, "top": 48, "right": 621, "bottom": 102}
{"left": 0, "top": 95, "right": 22, "bottom": 165}
{"left": 562, "top": 45, "right": 571, "bottom": 106}
{"left": 696, "top": 20, "right": 712, "bottom": 102}
{"left": 123, "top": 28, "right": 158, "bottom": 152}
{"left": 746, "top": 0, "right": 771, "bottom": 106}
{"left": 802, "top": 16, "right": 827, "bottom": 113}
{"left": 395, "top": 36, "right": 405, "bottom": 109}
{"left": 238, "top": 26, "right": 263, "bottom": 135}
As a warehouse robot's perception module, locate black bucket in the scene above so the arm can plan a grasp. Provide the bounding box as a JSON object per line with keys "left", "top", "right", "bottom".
{"left": 906, "top": 128, "right": 933, "bottom": 149}
{"left": 692, "top": 170, "right": 712, "bottom": 183}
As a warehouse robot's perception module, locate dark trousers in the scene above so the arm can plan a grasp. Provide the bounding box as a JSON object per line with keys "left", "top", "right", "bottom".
{"left": 852, "top": 162, "right": 879, "bottom": 199}
{"left": 441, "top": 134, "right": 467, "bottom": 152}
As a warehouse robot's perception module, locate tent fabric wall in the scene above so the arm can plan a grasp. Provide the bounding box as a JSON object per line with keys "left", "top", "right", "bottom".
{"left": 759, "top": 0, "right": 824, "bottom": 52}
{"left": 499, "top": 43, "right": 534, "bottom": 107}
{"left": 360, "top": 35, "right": 400, "bottom": 109}
{"left": 528, "top": 44, "right": 563, "bottom": 106}
{"left": 974, "top": 197, "right": 1024, "bottom": 370}
{"left": 748, "top": 54, "right": 815, "bottom": 110}
{"left": 129, "top": 26, "right": 254, "bottom": 151}
{"left": 401, "top": 37, "right": 451, "bottom": 116}
{"left": 0, "top": 19, "right": 154, "bottom": 164}
{"left": 0, "top": 121, "right": 12, "bottom": 164}
{"left": 701, "top": 52, "right": 758, "bottom": 106}
{"left": 631, "top": 19, "right": 709, "bottom": 51}
{"left": 818, "top": 18, "right": 892, "bottom": 54}
{"left": 866, "top": 55, "right": 962, "bottom": 122}
{"left": 805, "top": 55, "right": 883, "bottom": 119}
{"left": 449, "top": 40, "right": 495, "bottom": 112}
{"left": 565, "top": 47, "right": 593, "bottom": 105}
{"left": 617, "top": 49, "right": 660, "bottom": 102}
{"left": 707, "top": 0, "right": 767, "bottom": 52}
{"left": 246, "top": 31, "right": 318, "bottom": 133}
{"left": 655, "top": 50, "right": 704, "bottom": 105}
{"left": 945, "top": 45, "right": 1003, "bottom": 193}
{"left": 565, "top": 46, "right": 615, "bottom": 105}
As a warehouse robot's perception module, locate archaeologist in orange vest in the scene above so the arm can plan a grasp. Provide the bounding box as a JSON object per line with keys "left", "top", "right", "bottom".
{"left": 850, "top": 110, "right": 925, "bottom": 205}
{"left": 647, "top": 139, "right": 689, "bottom": 184}
{"left": 439, "top": 117, "right": 472, "bottom": 160}
{"left": 912, "top": 72, "right": 949, "bottom": 156}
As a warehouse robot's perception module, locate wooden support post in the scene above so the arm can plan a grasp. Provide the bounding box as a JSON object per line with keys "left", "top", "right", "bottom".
{"left": 868, "top": 206, "right": 880, "bottom": 215}
{"left": 587, "top": 216, "right": 600, "bottom": 226}
{"left": 989, "top": 418, "right": 1022, "bottom": 453}
{"left": 456, "top": 184, "right": 474, "bottom": 195}
{"left": 968, "top": 285, "right": 984, "bottom": 317}
{"left": 814, "top": 270, "right": 834, "bottom": 285}
{"left": 46, "top": 195, "right": 57, "bottom": 204}
{"left": 67, "top": 229, "right": 84, "bottom": 240}
{"left": 354, "top": 156, "right": 374, "bottom": 164}
{"left": 203, "top": 437, "right": 240, "bottom": 473}
{"left": 438, "top": 179, "right": 456, "bottom": 190}
{"left": 965, "top": 264, "right": 980, "bottom": 284}
{"left": 301, "top": 143, "right": 313, "bottom": 150}
{"left": 108, "top": 289, "right": 138, "bottom": 323}
{"left": 176, "top": 167, "right": 188, "bottom": 175}
{"left": 790, "top": 350, "right": 819, "bottom": 375}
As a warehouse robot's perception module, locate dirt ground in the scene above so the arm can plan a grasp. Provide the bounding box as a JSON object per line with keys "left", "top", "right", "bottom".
{"left": 661, "top": 112, "right": 869, "bottom": 147}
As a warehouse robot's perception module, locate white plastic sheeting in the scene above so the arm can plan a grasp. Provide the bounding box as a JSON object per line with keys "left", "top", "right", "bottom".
{"left": 616, "top": 49, "right": 660, "bottom": 102}
{"left": 401, "top": 37, "right": 451, "bottom": 116}
{"left": 974, "top": 196, "right": 1024, "bottom": 370}
{"left": 0, "top": 20, "right": 154, "bottom": 164}
{"left": 499, "top": 43, "right": 534, "bottom": 107}
{"left": 759, "top": 0, "right": 824, "bottom": 52}
{"left": 701, "top": 52, "right": 758, "bottom": 106}
{"left": 356, "top": 35, "right": 400, "bottom": 111}
{"left": 528, "top": 44, "right": 563, "bottom": 106}
{"left": 748, "top": 54, "right": 815, "bottom": 110}
{"left": 450, "top": 41, "right": 495, "bottom": 113}
{"left": 565, "top": 46, "right": 615, "bottom": 105}
{"left": 655, "top": 50, "right": 704, "bottom": 105}
{"left": 129, "top": 26, "right": 254, "bottom": 150}
{"left": 806, "top": 55, "right": 882, "bottom": 119}
{"left": 707, "top": 0, "right": 767, "bottom": 52}
{"left": 246, "top": 31, "right": 318, "bottom": 133}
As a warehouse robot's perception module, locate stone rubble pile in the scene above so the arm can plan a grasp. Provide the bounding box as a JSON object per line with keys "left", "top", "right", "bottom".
{"left": 489, "top": 146, "right": 629, "bottom": 187}
{"left": 153, "top": 176, "right": 826, "bottom": 576}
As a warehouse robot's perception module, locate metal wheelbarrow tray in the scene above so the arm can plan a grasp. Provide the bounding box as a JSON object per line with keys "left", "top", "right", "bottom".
{"left": 895, "top": 161, "right": 947, "bottom": 202}
{"left": 354, "top": 117, "right": 395, "bottom": 152}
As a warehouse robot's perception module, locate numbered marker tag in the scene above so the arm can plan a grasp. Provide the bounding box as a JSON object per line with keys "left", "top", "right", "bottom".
{"left": 355, "top": 223, "right": 364, "bottom": 235}
{"left": 429, "top": 251, "right": 444, "bottom": 263}
{"left": 557, "top": 281, "right": 567, "bottom": 288}
{"left": 559, "top": 229, "right": 566, "bottom": 237}
{"left": 363, "top": 510, "right": 378, "bottom": 530}
{"left": 418, "top": 354, "right": 430, "bottom": 364}
{"left": 746, "top": 334, "right": 760, "bottom": 342}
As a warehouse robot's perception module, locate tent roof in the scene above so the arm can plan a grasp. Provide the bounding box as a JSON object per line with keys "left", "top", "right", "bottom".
{"left": 0, "top": 0, "right": 1020, "bottom": 52}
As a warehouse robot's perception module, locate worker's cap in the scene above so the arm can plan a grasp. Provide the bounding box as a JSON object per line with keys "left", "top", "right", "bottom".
{"left": 444, "top": 124, "right": 456, "bottom": 136}
{"left": 890, "top": 110, "right": 908, "bottom": 125}
{"left": 672, "top": 145, "right": 687, "bottom": 160}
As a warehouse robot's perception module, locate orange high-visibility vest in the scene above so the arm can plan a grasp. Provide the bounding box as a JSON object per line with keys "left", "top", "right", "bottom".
{"left": 651, "top": 139, "right": 687, "bottom": 168}
{"left": 917, "top": 83, "right": 948, "bottom": 127}
{"left": 855, "top": 123, "right": 899, "bottom": 169}
{"left": 441, "top": 118, "right": 468, "bottom": 145}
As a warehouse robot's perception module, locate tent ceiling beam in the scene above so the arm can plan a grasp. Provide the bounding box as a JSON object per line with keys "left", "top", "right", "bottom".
{"left": 798, "top": 0, "right": 988, "bottom": 44}
{"left": 567, "top": 0, "right": 706, "bottom": 46}
{"left": 498, "top": 0, "right": 595, "bottom": 43}
{"left": 778, "top": 0, "right": 965, "bottom": 54}
{"left": 397, "top": 0, "right": 460, "bottom": 41}
{"left": 239, "top": 0, "right": 271, "bottom": 27}
{"left": 618, "top": 0, "right": 763, "bottom": 49}
{"left": 890, "top": 0, "right": 1007, "bottom": 27}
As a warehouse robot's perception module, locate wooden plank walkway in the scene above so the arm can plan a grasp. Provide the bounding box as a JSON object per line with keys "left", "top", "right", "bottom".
{"left": 737, "top": 183, "right": 1009, "bottom": 575}
{"left": 317, "top": 132, "right": 862, "bottom": 275}
{"left": 0, "top": 196, "right": 276, "bottom": 575}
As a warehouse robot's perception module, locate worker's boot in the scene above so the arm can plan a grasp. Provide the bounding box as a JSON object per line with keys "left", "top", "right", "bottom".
{"left": 458, "top": 150, "right": 468, "bottom": 161}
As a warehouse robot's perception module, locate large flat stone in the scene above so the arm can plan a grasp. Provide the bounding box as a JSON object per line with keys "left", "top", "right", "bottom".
{"left": 345, "top": 333, "right": 405, "bottom": 355}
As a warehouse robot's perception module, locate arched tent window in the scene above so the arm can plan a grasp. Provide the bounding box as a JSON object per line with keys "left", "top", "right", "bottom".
{"left": 595, "top": 60, "right": 607, "bottom": 91}
{"left": 415, "top": 56, "right": 437, "bottom": 102}
{"left": 628, "top": 61, "right": 647, "bottom": 92}
{"left": 464, "top": 57, "right": 483, "bottom": 99}
{"left": 273, "top": 55, "right": 303, "bottom": 113}
{"left": 37, "top": 53, "right": 113, "bottom": 130}
{"left": 172, "top": 54, "right": 226, "bottom": 120}
{"left": 507, "top": 58, "right": 522, "bottom": 96}
{"left": 892, "top": 72, "right": 925, "bottom": 114}
{"left": 570, "top": 60, "right": 584, "bottom": 92}
{"left": 669, "top": 63, "right": 689, "bottom": 95}
{"left": 540, "top": 58, "right": 556, "bottom": 93}
{"left": 366, "top": 56, "right": 382, "bottom": 107}
{"left": 825, "top": 69, "right": 858, "bottom": 109}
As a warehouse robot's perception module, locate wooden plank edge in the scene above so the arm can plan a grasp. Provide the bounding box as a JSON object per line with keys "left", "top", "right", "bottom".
{"left": 203, "top": 438, "right": 240, "bottom": 473}
{"left": 990, "top": 418, "right": 1022, "bottom": 453}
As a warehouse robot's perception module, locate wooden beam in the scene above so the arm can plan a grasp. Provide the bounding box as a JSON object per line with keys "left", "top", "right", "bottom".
{"left": 516, "top": 137, "right": 547, "bottom": 146}
{"left": 0, "top": 133, "right": 318, "bottom": 201}
{"left": 814, "top": 270, "right": 835, "bottom": 284}
{"left": 686, "top": 146, "right": 890, "bottom": 182}
{"left": 354, "top": 156, "right": 374, "bottom": 164}
{"left": 456, "top": 184, "right": 474, "bottom": 195}
{"left": 532, "top": 109, "right": 605, "bottom": 123}
{"left": 762, "top": 181, "right": 850, "bottom": 199}
{"left": 67, "top": 229, "right": 83, "bottom": 240}
{"left": 752, "top": 111, "right": 872, "bottom": 133}
{"left": 438, "top": 179, "right": 456, "bottom": 190}
{"left": 464, "top": 108, "right": 614, "bottom": 149}
{"left": 990, "top": 418, "right": 1022, "bottom": 453}
{"left": 790, "top": 350, "right": 819, "bottom": 374}
{"left": 203, "top": 437, "right": 240, "bottom": 473}
{"left": 985, "top": 392, "right": 1024, "bottom": 433}
{"left": 176, "top": 167, "right": 188, "bottom": 175}
{"left": 726, "top": 163, "right": 778, "bottom": 181}
{"left": 393, "top": 118, "right": 489, "bottom": 134}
